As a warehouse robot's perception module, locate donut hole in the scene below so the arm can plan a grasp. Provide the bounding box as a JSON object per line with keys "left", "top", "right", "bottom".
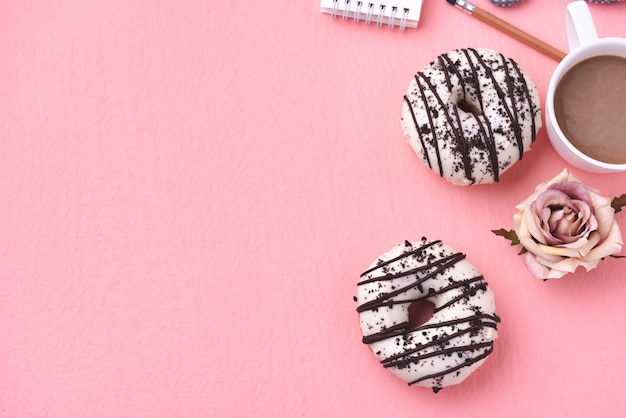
{"left": 408, "top": 299, "right": 436, "bottom": 329}
{"left": 457, "top": 98, "right": 482, "bottom": 117}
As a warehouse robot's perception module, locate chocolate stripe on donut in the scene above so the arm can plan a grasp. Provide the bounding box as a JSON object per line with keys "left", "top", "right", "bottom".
{"left": 357, "top": 252, "right": 462, "bottom": 287}
{"left": 416, "top": 72, "right": 475, "bottom": 183}
{"left": 509, "top": 58, "right": 538, "bottom": 142}
{"left": 381, "top": 322, "right": 498, "bottom": 367}
{"left": 361, "top": 316, "right": 494, "bottom": 351}
{"left": 417, "top": 312, "right": 501, "bottom": 331}
{"left": 362, "top": 322, "right": 410, "bottom": 345}
{"left": 403, "top": 95, "right": 436, "bottom": 173}
{"left": 475, "top": 112, "right": 499, "bottom": 182}
{"left": 362, "top": 275, "right": 484, "bottom": 310}
{"left": 376, "top": 316, "right": 499, "bottom": 367}
{"left": 500, "top": 52, "right": 524, "bottom": 158}
{"left": 458, "top": 49, "right": 483, "bottom": 112}
{"left": 452, "top": 50, "right": 501, "bottom": 181}
{"left": 438, "top": 55, "right": 456, "bottom": 93}
{"left": 356, "top": 252, "right": 466, "bottom": 313}
{"left": 409, "top": 346, "right": 494, "bottom": 386}
{"left": 443, "top": 50, "right": 500, "bottom": 182}
{"left": 457, "top": 50, "right": 501, "bottom": 181}
{"left": 383, "top": 342, "right": 494, "bottom": 369}
{"left": 433, "top": 280, "right": 487, "bottom": 313}
{"left": 468, "top": 48, "right": 525, "bottom": 159}
{"left": 360, "top": 239, "right": 441, "bottom": 278}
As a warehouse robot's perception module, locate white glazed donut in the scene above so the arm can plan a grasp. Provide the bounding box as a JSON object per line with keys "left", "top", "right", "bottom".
{"left": 356, "top": 238, "right": 500, "bottom": 392}
{"left": 401, "top": 48, "right": 542, "bottom": 186}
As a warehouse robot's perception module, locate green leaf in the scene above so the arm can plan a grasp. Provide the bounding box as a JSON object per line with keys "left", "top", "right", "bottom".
{"left": 611, "top": 194, "right": 626, "bottom": 214}
{"left": 492, "top": 228, "right": 521, "bottom": 246}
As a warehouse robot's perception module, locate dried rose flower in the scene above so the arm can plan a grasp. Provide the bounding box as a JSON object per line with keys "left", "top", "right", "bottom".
{"left": 494, "top": 169, "right": 624, "bottom": 280}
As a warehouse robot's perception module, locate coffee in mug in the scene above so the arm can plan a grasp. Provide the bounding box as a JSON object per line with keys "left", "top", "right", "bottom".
{"left": 545, "top": 1, "right": 626, "bottom": 173}
{"left": 553, "top": 55, "right": 626, "bottom": 165}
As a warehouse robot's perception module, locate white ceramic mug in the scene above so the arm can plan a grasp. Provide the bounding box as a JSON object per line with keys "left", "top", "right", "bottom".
{"left": 545, "top": 1, "right": 626, "bottom": 173}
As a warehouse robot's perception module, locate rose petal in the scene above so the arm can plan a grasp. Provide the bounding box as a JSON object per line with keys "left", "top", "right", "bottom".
{"left": 584, "top": 221, "right": 624, "bottom": 261}
{"left": 524, "top": 252, "right": 571, "bottom": 279}
{"left": 546, "top": 267, "right": 570, "bottom": 279}
{"left": 550, "top": 205, "right": 596, "bottom": 245}
{"left": 523, "top": 253, "right": 552, "bottom": 279}
{"left": 549, "top": 258, "right": 589, "bottom": 277}
{"left": 558, "top": 235, "right": 591, "bottom": 249}
{"left": 545, "top": 256, "right": 599, "bottom": 275}
{"left": 518, "top": 235, "right": 562, "bottom": 263}
{"left": 515, "top": 169, "right": 572, "bottom": 211}
{"left": 548, "top": 181, "right": 592, "bottom": 206}
{"left": 589, "top": 195, "right": 616, "bottom": 239}
{"left": 524, "top": 206, "right": 549, "bottom": 245}
{"left": 514, "top": 213, "right": 531, "bottom": 249}
{"left": 532, "top": 189, "right": 572, "bottom": 211}
{"left": 548, "top": 207, "right": 574, "bottom": 242}
{"left": 540, "top": 232, "right": 600, "bottom": 258}
{"left": 529, "top": 189, "right": 596, "bottom": 246}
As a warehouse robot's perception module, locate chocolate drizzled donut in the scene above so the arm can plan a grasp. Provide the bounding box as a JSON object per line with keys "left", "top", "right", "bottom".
{"left": 401, "top": 48, "right": 542, "bottom": 185}
{"left": 356, "top": 238, "right": 500, "bottom": 392}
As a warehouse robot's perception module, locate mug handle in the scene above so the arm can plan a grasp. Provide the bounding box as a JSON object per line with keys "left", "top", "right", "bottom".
{"left": 566, "top": 1, "right": 598, "bottom": 51}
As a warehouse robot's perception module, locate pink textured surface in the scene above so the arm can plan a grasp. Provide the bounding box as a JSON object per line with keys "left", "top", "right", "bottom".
{"left": 1, "top": 1, "right": 626, "bottom": 416}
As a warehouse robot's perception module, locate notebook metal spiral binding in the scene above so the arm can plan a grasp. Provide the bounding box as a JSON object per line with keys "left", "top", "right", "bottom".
{"left": 329, "top": 0, "right": 410, "bottom": 30}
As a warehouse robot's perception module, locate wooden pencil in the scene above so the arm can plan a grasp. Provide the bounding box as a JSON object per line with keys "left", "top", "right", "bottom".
{"left": 446, "top": 0, "right": 567, "bottom": 62}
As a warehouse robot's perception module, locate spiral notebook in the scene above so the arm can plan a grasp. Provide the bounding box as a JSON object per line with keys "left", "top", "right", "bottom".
{"left": 320, "top": 0, "right": 423, "bottom": 30}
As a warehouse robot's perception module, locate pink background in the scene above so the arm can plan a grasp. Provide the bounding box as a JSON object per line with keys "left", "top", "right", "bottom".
{"left": 1, "top": 0, "right": 626, "bottom": 416}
